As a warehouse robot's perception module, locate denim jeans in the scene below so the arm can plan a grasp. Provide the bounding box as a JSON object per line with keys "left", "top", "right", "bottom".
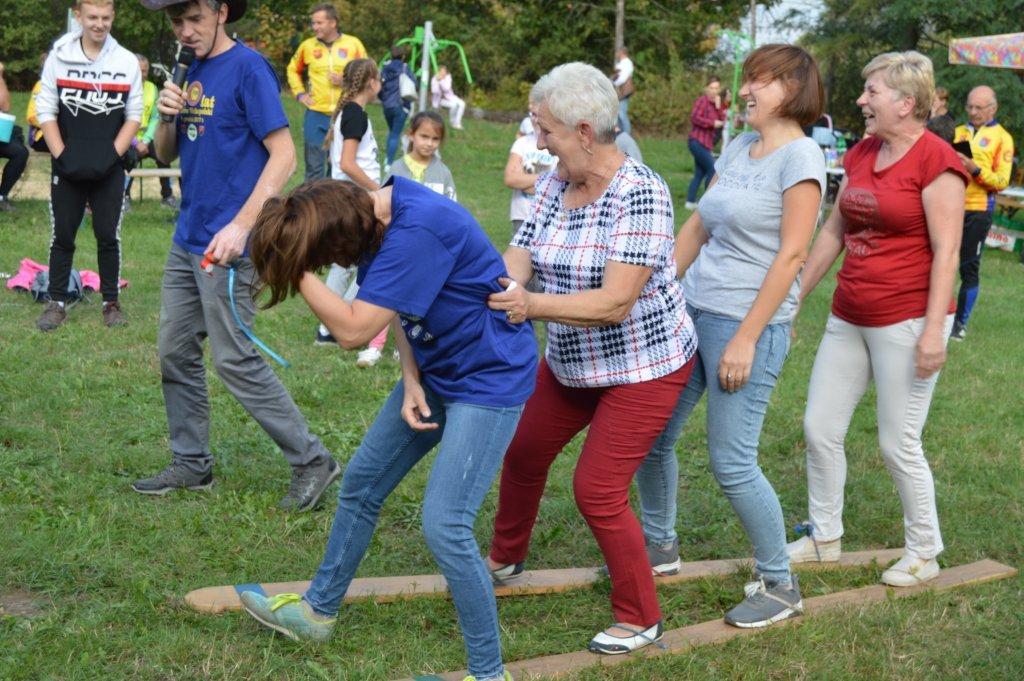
{"left": 303, "top": 109, "right": 331, "bottom": 181}
{"left": 383, "top": 105, "right": 409, "bottom": 164}
{"left": 687, "top": 138, "right": 716, "bottom": 203}
{"left": 618, "top": 97, "right": 632, "bottom": 135}
{"left": 635, "top": 305, "right": 792, "bottom": 584}
{"left": 304, "top": 381, "right": 523, "bottom": 679}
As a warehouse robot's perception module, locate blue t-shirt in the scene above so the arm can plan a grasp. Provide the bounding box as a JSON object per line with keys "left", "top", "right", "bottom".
{"left": 173, "top": 43, "right": 289, "bottom": 255}
{"left": 357, "top": 176, "right": 538, "bottom": 407}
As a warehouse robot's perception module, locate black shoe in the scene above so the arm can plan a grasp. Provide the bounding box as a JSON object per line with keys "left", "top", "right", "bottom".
{"left": 132, "top": 463, "right": 213, "bottom": 495}
{"left": 950, "top": 322, "right": 966, "bottom": 341}
{"left": 161, "top": 196, "right": 179, "bottom": 209}
{"left": 489, "top": 561, "right": 525, "bottom": 585}
{"left": 279, "top": 457, "right": 341, "bottom": 512}
{"left": 314, "top": 330, "right": 337, "bottom": 346}
{"left": 0, "top": 198, "right": 15, "bottom": 212}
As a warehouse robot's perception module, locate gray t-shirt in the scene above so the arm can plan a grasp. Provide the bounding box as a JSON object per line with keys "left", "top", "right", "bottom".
{"left": 683, "top": 131, "right": 825, "bottom": 324}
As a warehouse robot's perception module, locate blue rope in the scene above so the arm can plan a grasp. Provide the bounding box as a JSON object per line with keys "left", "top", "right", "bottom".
{"left": 227, "top": 265, "right": 291, "bottom": 368}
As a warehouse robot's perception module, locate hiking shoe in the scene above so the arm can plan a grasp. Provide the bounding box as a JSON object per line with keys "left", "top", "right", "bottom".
{"left": 239, "top": 592, "right": 335, "bottom": 642}
{"left": 356, "top": 346, "right": 382, "bottom": 367}
{"left": 881, "top": 554, "right": 939, "bottom": 587}
{"left": 489, "top": 561, "right": 525, "bottom": 585}
{"left": 278, "top": 457, "right": 341, "bottom": 512}
{"left": 787, "top": 535, "right": 841, "bottom": 563}
{"left": 102, "top": 301, "right": 127, "bottom": 327}
{"left": 588, "top": 621, "right": 664, "bottom": 655}
{"left": 36, "top": 301, "right": 67, "bottom": 332}
{"left": 314, "top": 329, "right": 336, "bottom": 346}
{"left": 131, "top": 463, "right": 213, "bottom": 495}
{"left": 599, "top": 537, "right": 682, "bottom": 577}
{"left": 950, "top": 323, "right": 966, "bottom": 341}
{"left": 724, "top": 574, "right": 803, "bottom": 628}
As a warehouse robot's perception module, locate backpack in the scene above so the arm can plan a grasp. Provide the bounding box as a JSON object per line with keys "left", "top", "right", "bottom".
{"left": 30, "top": 269, "right": 85, "bottom": 303}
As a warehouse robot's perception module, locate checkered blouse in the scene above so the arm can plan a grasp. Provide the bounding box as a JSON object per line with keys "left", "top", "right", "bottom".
{"left": 512, "top": 156, "right": 696, "bottom": 388}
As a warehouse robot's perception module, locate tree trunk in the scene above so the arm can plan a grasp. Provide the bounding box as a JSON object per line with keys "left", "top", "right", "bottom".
{"left": 615, "top": 0, "right": 625, "bottom": 58}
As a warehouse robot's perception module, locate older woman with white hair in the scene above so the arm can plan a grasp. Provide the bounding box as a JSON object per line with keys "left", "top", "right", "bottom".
{"left": 485, "top": 62, "right": 697, "bottom": 654}
{"left": 788, "top": 51, "right": 968, "bottom": 586}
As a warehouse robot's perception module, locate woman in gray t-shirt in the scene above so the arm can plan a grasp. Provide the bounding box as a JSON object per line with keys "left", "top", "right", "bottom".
{"left": 635, "top": 45, "right": 826, "bottom": 629}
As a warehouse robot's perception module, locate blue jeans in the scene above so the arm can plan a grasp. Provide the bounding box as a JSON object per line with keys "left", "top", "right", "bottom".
{"left": 687, "top": 138, "right": 716, "bottom": 203}
{"left": 304, "top": 381, "right": 523, "bottom": 679}
{"left": 383, "top": 105, "right": 409, "bottom": 164}
{"left": 303, "top": 109, "right": 331, "bottom": 181}
{"left": 635, "top": 305, "right": 792, "bottom": 584}
{"left": 618, "top": 97, "right": 632, "bottom": 135}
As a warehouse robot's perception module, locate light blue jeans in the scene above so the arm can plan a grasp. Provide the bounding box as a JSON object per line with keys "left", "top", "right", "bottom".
{"left": 635, "top": 305, "right": 792, "bottom": 584}
{"left": 618, "top": 97, "right": 632, "bottom": 135}
{"left": 304, "top": 381, "right": 523, "bottom": 679}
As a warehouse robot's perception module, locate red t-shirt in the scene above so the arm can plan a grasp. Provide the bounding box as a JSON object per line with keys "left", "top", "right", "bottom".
{"left": 832, "top": 131, "right": 968, "bottom": 326}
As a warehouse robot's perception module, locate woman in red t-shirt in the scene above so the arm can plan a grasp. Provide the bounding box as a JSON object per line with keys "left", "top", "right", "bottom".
{"left": 788, "top": 51, "right": 968, "bottom": 587}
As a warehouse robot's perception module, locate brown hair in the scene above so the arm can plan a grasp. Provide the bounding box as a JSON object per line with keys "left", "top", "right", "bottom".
{"left": 406, "top": 111, "right": 446, "bottom": 153}
{"left": 323, "top": 58, "right": 379, "bottom": 150}
{"left": 249, "top": 180, "right": 382, "bottom": 308}
{"left": 310, "top": 2, "right": 339, "bottom": 23}
{"left": 741, "top": 44, "right": 824, "bottom": 127}
{"left": 934, "top": 86, "right": 949, "bottom": 102}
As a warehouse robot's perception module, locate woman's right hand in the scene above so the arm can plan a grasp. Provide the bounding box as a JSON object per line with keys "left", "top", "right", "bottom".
{"left": 402, "top": 379, "right": 439, "bottom": 431}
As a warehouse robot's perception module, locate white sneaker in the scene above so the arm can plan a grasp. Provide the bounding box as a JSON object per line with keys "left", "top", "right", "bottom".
{"left": 787, "top": 535, "right": 841, "bottom": 563}
{"left": 684, "top": 201, "right": 698, "bottom": 211}
{"left": 356, "top": 347, "right": 382, "bottom": 367}
{"left": 881, "top": 554, "right": 939, "bottom": 587}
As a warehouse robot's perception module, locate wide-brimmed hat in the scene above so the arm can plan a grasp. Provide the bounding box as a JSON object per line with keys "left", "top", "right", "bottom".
{"left": 139, "top": 0, "right": 247, "bottom": 24}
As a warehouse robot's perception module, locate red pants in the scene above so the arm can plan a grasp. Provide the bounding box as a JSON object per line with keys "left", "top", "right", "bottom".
{"left": 490, "top": 357, "right": 695, "bottom": 626}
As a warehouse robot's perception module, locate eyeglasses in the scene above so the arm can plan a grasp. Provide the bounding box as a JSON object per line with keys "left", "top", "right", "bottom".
{"left": 965, "top": 103, "right": 995, "bottom": 112}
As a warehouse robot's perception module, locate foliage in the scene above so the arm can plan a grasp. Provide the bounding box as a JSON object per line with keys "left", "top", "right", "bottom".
{"left": 798, "top": 0, "right": 1024, "bottom": 142}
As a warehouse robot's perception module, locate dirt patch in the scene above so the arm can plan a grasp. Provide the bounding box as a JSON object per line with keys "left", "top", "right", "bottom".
{"left": 0, "top": 589, "right": 46, "bottom": 618}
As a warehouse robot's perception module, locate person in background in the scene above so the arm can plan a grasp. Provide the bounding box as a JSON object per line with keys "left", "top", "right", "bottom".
{"left": 612, "top": 45, "right": 634, "bottom": 135}
{"left": 504, "top": 106, "right": 557, "bottom": 242}
{"left": 615, "top": 125, "right": 643, "bottom": 162}
{"left": 134, "top": 0, "right": 339, "bottom": 511}
{"left": 950, "top": 85, "right": 1013, "bottom": 341}
{"left": 389, "top": 111, "right": 456, "bottom": 201}
{"left": 926, "top": 114, "right": 955, "bottom": 145}
{"left": 929, "top": 86, "right": 953, "bottom": 126}
{"left": 637, "top": 43, "right": 825, "bottom": 629}
{"left": 318, "top": 57, "right": 389, "bottom": 367}
{"left": 686, "top": 76, "right": 728, "bottom": 210}
{"left": 380, "top": 44, "right": 416, "bottom": 169}
{"left": 25, "top": 52, "right": 50, "bottom": 153}
{"left": 123, "top": 53, "right": 176, "bottom": 209}
{"left": 789, "top": 51, "right": 967, "bottom": 588}
{"left": 34, "top": 0, "right": 142, "bottom": 331}
{"left": 431, "top": 65, "right": 465, "bottom": 131}
{"left": 0, "top": 59, "right": 30, "bottom": 212}
{"left": 286, "top": 2, "right": 367, "bottom": 181}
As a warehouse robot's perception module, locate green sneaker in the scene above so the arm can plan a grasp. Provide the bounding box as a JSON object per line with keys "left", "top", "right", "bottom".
{"left": 239, "top": 592, "right": 336, "bottom": 642}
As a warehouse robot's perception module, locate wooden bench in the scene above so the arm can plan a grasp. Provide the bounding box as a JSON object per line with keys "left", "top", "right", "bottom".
{"left": 10, "top": 151, "right": 180, "bottom": 202}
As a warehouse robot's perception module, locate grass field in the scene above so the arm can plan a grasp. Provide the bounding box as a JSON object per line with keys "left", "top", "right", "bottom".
{"left": 1, "top": 92, "right": 1022, "bottom": 680}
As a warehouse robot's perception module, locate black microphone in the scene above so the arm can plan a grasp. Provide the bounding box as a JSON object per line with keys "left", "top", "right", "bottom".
{"left": 160, "top": 45, "right": 196, "bottom": 123}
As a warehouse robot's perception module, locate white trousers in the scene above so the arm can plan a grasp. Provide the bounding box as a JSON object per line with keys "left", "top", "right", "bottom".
{"left": 802, "top": 313, "right": 953, "bottom": 559}
{"left": 439, "top": 96, "right": 465, "bottom": 128}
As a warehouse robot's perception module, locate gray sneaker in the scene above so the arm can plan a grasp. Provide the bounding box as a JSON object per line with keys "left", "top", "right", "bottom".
{"left": 724, "top": 574, "right": 803, "bottom": 628}
{"left": 131, "top": 463, "right": 213, "bottom": 495}
{"left": 278, "top": 457, "right": 341, "bottom": 512}
{"left": 598, "top": 537, "right": 681, "bottom": 577}
{"left": 36, "top": 301, "right": 67, "bottom": 332}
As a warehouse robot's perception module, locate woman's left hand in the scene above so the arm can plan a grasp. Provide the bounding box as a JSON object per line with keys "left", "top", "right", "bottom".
{"left": 487, "top": 277, "right": 531, "bottom": 324}
{"left": 718, "top": 334, "right": 756, "bottom": 393}
{"left": 915, "top": 329, "right": 947, "bottom": 378}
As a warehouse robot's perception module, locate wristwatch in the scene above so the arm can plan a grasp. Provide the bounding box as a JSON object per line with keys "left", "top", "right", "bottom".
{"left": 971, "top": 167, "right": 982, "bottom": 178}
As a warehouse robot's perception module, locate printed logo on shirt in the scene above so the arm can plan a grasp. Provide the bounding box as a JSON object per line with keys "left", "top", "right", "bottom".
{"left": 56, "top": 72, "right": 131, "bottom": 117}
{"left": 338, "top": 48, "right": 348, "bottom": 58}
{"left": 313, "top": 49, "right": 323, "bottom": 59}
{"left": 839, "top": 187, "right": 882, "bottom": 256}
{"left": 179, "top": 80, "right": 216, "bottom": 141}
{"left": 979, "top": 137, "right": 990, "bottom": 148}
{"left": 400, "top": 314, "right": 435, "bottom": 344}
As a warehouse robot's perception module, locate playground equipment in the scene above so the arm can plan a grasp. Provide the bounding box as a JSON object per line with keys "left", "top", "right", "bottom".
{"left": 717, "top": 29, "right": 753, "bottom": 148}
{"left": 391, "top": 25, "right": 473, "bottom": 85}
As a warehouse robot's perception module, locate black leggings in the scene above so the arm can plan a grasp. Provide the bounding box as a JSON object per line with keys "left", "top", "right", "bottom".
{"left": 0, "top": 128, "right": 30, "bottom": 198}
{"left": 48, "top": 168, "right": 125, "bottom": 302}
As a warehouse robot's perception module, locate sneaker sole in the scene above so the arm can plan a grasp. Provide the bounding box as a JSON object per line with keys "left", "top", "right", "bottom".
{"left": 588, "top": 632, "right": 664, "bottom": 655}
{"left": 724, "top": 600, "right": 803, "bottom": 629}
{"left": 131, "top": 480, "right": 213, "bottom": 496}
{"left": 355, "top": 359, "right": 380, "bottom": 367}
{"left": 652, "top": 559, "right": 682, "bottom": 576}
{"left": 788, "top": 553, "right": 841, "bottom": 564}
{"left": 294, "top": 463, "right": 342, "bottom": 512}
{"left": 240, "top": 602, "right": 301, "bottom": 642}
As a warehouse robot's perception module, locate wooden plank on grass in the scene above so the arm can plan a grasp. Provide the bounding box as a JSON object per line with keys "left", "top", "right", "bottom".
{"left": 185, "top": 548, "right": 903, "bottom": 614}
{"left": 408, "top": 559, "right": 1017, "bottom": 681}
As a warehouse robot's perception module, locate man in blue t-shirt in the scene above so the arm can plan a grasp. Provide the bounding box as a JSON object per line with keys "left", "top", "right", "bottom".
{"left": 134, "top": 0, "right": 338, "bottom": 510}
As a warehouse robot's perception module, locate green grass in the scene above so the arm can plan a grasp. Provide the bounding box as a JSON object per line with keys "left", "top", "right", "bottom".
{"left": 1, "top": 94, "right": 1022, "bottom": 680}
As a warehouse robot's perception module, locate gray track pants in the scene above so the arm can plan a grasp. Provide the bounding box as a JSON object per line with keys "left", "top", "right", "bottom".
{"left": 159, "top": 243, "right": 331, "bottom": 474}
